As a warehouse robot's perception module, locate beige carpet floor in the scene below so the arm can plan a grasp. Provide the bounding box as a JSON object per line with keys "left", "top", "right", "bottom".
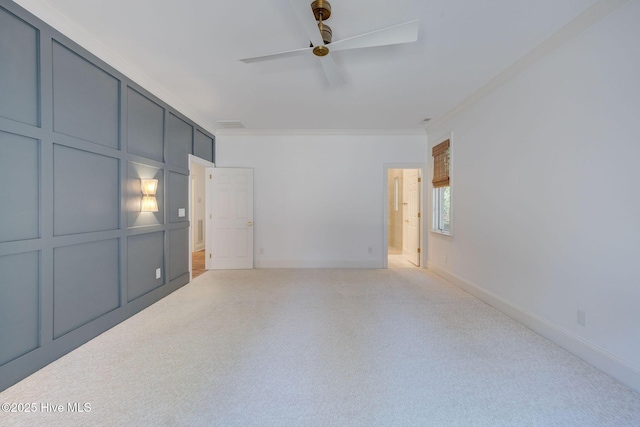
{"left": 388, "top": 253, "right": 419, "bottom": 269}
{"left": 1, "top": 268, "right": 640, "bottom": 426}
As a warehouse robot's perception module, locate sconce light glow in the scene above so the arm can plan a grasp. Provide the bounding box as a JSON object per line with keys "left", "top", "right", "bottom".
{"left": 140, "top": 179, "right": 158, "bottom": 196}
{"left": 140, "top": 179, "right": 159, "bottom": 212}
{"left": 141, "top": 195, "right": 159, "bottom": 212}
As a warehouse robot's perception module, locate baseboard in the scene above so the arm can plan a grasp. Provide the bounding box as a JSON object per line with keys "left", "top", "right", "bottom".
{"left": 255, "top": 259, "right": 382, "bottom": 269}
{"left": 427, "top": 262, "right": 640, "bottom": 393}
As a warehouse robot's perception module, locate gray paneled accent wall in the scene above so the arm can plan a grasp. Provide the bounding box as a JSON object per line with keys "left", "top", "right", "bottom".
{"left": 0, "top": 9, "right": 38, "bottom": 126}
{"left": 168, "top": 172, "right": 190, "bottom": 223}
{"left": 0, "top": 132, "right": 39, "bottom": 242}
{"left": 168, "top": 113, "right": 193, "bottom": 168}
{"left": 0, "top": 0, "right": 215, "bottom": 392}
{"left": 127, "top": 88, "right": 165, "bottom": 162}
{"left": 53, "top": 145, "right": 120, "bottom": 236}
{"left": 194, "top": 129, "right": 214, "bottom": 162}
{"left": 168, "top": 228, "right": 189, "bottom": 282}
{"left": 0, "top": 252, "right": 39, "bottom": 367}
{"left": 127, "top": 232, "right": 165, "bottom": 302}
{"left": 53, "top": 239, "right": 120, "bottom": 338}
{"left": 52, "top": 41, "right": 120, "bottom": 149}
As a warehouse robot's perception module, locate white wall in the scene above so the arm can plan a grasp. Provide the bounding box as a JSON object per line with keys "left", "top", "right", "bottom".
{"left": 427, "top": 1, "right": 640, "bottom": 391}
{"left": 216, "top": 132, "right": 427, "bottom": 268}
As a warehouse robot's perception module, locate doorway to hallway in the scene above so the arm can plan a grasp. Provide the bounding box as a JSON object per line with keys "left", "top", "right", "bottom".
{"left": 385, "top": 166, "right": 424, "bottom": 268}
{"left": 189, "top": 154, "right": 214, "bottom": 280}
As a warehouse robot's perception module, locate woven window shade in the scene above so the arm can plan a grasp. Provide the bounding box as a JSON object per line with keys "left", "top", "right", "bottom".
{"left": 432, "top": 139, "right": 450, "bottom": 188}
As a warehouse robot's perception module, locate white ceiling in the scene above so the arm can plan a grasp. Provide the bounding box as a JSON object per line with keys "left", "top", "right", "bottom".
{"left": 15, "top": 0, "right": 598, "bottom": 132}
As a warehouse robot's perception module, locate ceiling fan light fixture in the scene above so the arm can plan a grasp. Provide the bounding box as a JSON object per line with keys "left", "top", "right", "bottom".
{"left": 241, "top": 0, "right": 418, "bottom": 87}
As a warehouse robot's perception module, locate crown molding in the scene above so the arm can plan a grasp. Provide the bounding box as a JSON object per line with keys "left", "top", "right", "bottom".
{"left": 427, "top": 0, "right": 631, "bottom": 131}
{"left": 214, "top": 128, "right": 428, "bottom": 137}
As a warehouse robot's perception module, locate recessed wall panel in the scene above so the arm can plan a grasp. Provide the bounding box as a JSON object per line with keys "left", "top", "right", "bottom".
{"left": 168, "top": 228, "right": 189, "bottom": 281}
{"left": 0, "top": 8, "right": 38, "bottom": 126}
{"left": 235, "top": 228, "right": 248, "bottom": 258}
{"left": 218, "top": 188, "right": 230, "bottom": 218}
{"left": 53, "top": 144, "right": 119, "bottom": 236}
{"left": 53, "top": 239, "right": 120, "bottom": 338}
{"left": 0, "top": 131, "right": 39, "bottom": 242}
{"left": 127, "top": 232, "right": 164, "bottom": 301}
{"left": 0, "top": 251, "right": 39, "bottom": 366}
{"left": 127, "top": 162, "right": 164, "bottom": 228}
{"left": 236, "top": 189, "right": 248, "bottom": 218}
{"left": 127, "top": 88, "right": 164, "bottom": 162}
{"left": 167, "top": 113, "right": 192, "bottom": 168}
{"left": 194, "top": 129, "right": 213, "bottom": 162}
{"left": 168, "top": 172, "right": 188, "bottom": 223}
{"left": 52, "top": 41, "right": 119, "bottom": 148}
{"left": 213, "top": 228, "right": 230, "bottom": 258}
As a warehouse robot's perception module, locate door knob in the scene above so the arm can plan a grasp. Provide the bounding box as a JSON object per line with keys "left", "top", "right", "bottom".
{"left": 248, "top": 221, "right": 253, "bottom": 226}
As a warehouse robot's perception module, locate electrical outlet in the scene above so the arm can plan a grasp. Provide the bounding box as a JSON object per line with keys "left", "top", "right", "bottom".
{"left": 259, "top": 247, "right": 264, "bottom": 255}
{"left": 577, "top": 310, "right": 587, "bottom": 327}
{"left": 178, "top": 208, "right": 186, "bottom": 218}
{"left": 368, "top": 246, "right": 373, "bottom": 254}
{"left": 155, "top": 268, "right": 162, "bottom": 279}
{"left": 444, "top": 254, "right": 448, "bottom": 264}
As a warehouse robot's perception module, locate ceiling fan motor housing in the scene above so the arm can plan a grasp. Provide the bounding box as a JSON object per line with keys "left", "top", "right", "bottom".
{"left": 311, "top": 0, "right": 331, "bottom": 21}
{"left": 310, "top": 0, "right": 332, "bottom": 56}
{"left": 318, "top": 22, "right": 332, "bottom": 44}
{"left": 312, "top": 0, "right": 332, "bottom": 44}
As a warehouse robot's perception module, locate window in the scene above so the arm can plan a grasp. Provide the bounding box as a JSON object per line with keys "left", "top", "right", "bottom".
{"left": 433, "top": 186, "right": 450, "bottom": 234}
{"left": 432, "top": 139, "right": 451, "bottom": 235}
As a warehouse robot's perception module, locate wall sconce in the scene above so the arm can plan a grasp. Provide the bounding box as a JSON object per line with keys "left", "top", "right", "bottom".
{"left": 140, "top": 179, "right": 158, "bottom": 212}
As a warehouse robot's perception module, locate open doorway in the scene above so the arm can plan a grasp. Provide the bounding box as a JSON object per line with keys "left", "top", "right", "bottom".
{"left": 384, "top": 166, "right": 424, "bottom": 269}
{"left": 189, "top": 154, "right": 214, "bottom": 279}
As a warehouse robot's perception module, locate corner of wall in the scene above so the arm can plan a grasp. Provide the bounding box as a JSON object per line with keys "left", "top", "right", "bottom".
{"left": 427, "top": 262, "right": 640, "bottom": 393}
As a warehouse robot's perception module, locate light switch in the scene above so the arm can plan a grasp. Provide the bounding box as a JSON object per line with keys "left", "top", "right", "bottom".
{"left": 155, "top": 268, "right": 162, "bottom": 279}
{"left": 178, "top": 208, "right": 186, "bottom": 218}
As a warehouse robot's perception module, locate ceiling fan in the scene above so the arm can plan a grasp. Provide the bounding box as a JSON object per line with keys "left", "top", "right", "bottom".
{"left": 239, "top": 0, "right": 419, "bottom": 87}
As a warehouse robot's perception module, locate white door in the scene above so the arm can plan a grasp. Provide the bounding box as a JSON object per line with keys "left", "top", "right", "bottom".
{"left": 206, "top": 168, "right": 254, "bottom": 269}
{"left": 403, "top": 169, "right": 420, "bottom": 266}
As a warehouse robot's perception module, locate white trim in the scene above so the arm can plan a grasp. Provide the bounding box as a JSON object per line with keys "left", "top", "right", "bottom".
{"left": 188, "top": 155, "right": 215, "bottom": 281}
{"left": 383, "top": 163, "right": 427, "bottom": 269}
{"left": 215, "top": 129, "right": 428, "bottom": 137}
{"left": 427, "top": 262, "right": 640, "bottom": 394}
{"left": 426, "top": 0, "right": 631, "bottom": 131}
{"left": 189, "top": 154, "right": 215, "bottom": 169}
{"left": 429, "top": 228, "right": 451, "bottom": 237}
{"left": 256, "top": 259, "right": 380, "bottom": 269}
{"left": 429, "top": 133, "right": 453, "bottom": 236}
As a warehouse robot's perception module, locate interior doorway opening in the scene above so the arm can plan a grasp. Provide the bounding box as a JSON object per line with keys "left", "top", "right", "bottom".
{"left": 385, "top": 166, "right": 423, "bottom": 269}
{"left": 189, "top": 154, "right": 214, "bottom": 280}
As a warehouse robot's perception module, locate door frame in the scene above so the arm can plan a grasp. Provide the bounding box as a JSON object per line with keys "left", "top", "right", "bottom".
{"left": 382, "top": 163, "right": 426, "bottom": 269}
{"left": 188, "top": 154, "right": 214, "bottom": 281}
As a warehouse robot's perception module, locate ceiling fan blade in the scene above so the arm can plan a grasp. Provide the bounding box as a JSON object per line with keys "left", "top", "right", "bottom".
{"left": 330, "top": 20, "right": 419, "bottom": 52}
{"left": 288, "top": 0, "right": 324, "bottom": 47}
{"left": 240, "top": 46, "right": 312, "bottom": 64}
{"left": 318, "top": 55, "right": 345, "bottom": 87}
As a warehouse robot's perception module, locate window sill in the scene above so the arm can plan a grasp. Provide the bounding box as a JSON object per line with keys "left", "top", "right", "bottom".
{"left": 430, "top": 229, "right": 452, "bottom": 237}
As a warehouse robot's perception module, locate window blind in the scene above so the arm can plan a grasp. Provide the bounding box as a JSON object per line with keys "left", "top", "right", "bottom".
{"left": 432, "top": 139, "right": 450, "bottom": 188}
